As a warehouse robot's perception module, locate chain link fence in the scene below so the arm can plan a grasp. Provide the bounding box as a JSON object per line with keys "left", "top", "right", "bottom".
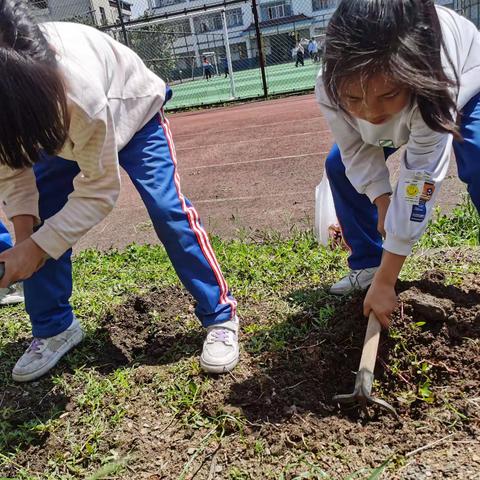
{"left": 28, "top": 0, "right": 480, "bottom": 110}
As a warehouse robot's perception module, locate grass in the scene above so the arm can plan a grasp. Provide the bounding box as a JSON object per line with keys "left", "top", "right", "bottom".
{"left": 165, "top": 60, "right": 321, "bottom": 110}
{"left": 402, "top": 196, "right": 480, "bottom": 282}
{"left": 0, "top": 200, "right": 478, "bottom": 479}
{"left": 417, "top": 197, "right": 480, "bottom": 249}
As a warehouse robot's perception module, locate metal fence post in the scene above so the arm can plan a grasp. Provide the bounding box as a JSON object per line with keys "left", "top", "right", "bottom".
{"left": 221, "top": 9, "right": 237, "bottom": 99}
{"left": 115, "top": 0, "right": 130, "bottom": 47}
{"left": 251, "top": 0, "right": 268, "bottom": 98}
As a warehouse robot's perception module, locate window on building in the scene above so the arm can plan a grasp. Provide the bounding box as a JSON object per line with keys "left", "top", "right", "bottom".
{"left": 194, "top": 13, "right": 223, "bottom": 33}
{"left": 230, "top": 42, "right": 248, "bottom": 60}
{"left": 312, "top": 0, "right": 337, "bottom": 11}
{"left": 213, "top": 15, "right": 223, "bottom": 30}
{"left": 109, "top": 0, "right": 132, "bottom": 11}
{"left": 28, "top": 0, "right": 48, "bottom": 8}
{"left": 176, "top": 52, "right": 195, "bottom": 70}
{"left": 99, "top": 7, "right": 108, "bottom": 25}
{"left": 226, "top": 8, "right": 243, "bottom": 27}
{"left": 260, "top": 1, "right": 293, "bottom": 22}
{"left": 166, "top": 18, "right": 192, "bottom": 38}
{"left": 156, "top": 0, "right": 186, "bottom": 7}
{"left": 192, "top": 9, "right": 243, "bottom": 34}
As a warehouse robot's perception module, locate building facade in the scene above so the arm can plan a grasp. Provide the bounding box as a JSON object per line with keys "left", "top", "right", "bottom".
{"left": 147, "top": 0, "right": 480, "bottom": 78}
{"left": 27, "top": 0, "right": 479, "bottom": 82}
{"left": 149, "top": 0, "right": 338, "bottom": 73}
{"left": 28, "top": 0, "right": 132, "bottom": 25}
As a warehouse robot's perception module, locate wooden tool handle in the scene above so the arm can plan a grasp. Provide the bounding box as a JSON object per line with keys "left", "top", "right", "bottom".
{"left": 358, "top": 312, "right": 382, "bottom": 373}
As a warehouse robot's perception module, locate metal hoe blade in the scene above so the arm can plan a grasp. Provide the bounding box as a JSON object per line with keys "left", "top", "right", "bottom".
{"left": 333, "top": 368, "right": 397, "bottom": 416}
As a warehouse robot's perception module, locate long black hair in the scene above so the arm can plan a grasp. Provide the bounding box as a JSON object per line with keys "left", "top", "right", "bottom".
{"left": 0, "top": 0, "right": 68, "bottom": 169}
{"left": 323, "top": 0, "right": 460, "bottom": 138}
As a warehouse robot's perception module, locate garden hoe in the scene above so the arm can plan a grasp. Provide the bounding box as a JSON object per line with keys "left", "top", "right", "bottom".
{"left": 333, "top": 311, "right": 397, "bottom": 416}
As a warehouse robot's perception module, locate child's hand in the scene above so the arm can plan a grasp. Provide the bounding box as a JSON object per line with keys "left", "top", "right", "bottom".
{"left": 363, "top": 277, "right": 398, "bottom": 329}
{"left": 374, "top": 194, "right": 390, "bottom": 238}
{"left": 0, "top": 239, "right": 47, "bottom": 287}
{"left": 365, "top": 251, "right": 405, "bottom": 328}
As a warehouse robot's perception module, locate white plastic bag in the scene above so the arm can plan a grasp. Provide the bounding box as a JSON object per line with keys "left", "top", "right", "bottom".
{"left": 314, "top": 173, "right": 339, "bottom": 246}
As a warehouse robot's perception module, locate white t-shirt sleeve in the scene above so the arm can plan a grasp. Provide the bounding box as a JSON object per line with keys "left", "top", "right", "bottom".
{"left": 315, "top": 80, "right": 392, "bottom": 202}
{"left": 384, "top": 107, "right": 453, "bottom": 256}
{"left": 31, "top": 104, "right": 121, "bottom": 259}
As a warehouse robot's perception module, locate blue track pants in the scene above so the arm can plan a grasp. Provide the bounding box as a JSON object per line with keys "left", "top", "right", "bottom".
{"left": 0, "top": 112, "right": 236, "bottom": 337}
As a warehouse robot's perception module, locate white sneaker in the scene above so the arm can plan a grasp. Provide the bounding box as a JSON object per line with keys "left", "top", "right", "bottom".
{"left": 0, "top": 283, "right": 24, "bottom": 305}
{"left": 12, "top": 317, "right": 84, "bottom": 382}
{"left": 200, "top": 316, "right": 239, "bottom": 374}
{"left": 329, "top": 267, "right": 379, "bottom": 295}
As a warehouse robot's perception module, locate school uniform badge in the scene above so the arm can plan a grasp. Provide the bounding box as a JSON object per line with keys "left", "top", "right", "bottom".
{"left": 403, "top": 171, "right": 435, "bottom": 222}
{"left": 420, "top": 181, "right": 435, "bottom": 202}
{"left": 410, "top": 202, "right": 427, "bottom": 222}
{"left": 406, "top": 184, "right": 420, "bottom": 199}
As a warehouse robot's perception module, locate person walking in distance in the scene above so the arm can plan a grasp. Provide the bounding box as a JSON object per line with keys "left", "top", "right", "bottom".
{"left": 308, "top": 37, "right": 319, "bottom": 62}
{"left": 203, "top": 56, "right": 214, "bottom": 80}
{"left": 295, "top": 42, "right": 305, "bottom": 67}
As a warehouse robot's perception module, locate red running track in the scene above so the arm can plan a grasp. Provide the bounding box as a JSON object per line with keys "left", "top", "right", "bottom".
{"left": 0, "top": 94, "right": 464, "bottom": 251}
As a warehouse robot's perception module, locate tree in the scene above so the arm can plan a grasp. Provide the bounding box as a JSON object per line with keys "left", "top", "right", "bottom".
{"left": 126, "top": 17, "right": 176, "bottom": 82}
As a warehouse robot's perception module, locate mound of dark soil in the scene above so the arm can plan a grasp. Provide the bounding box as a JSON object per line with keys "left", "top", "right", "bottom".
{"left": 228, "top": 270, "right": 480, "bottom": 425}
{"left": 99, "top": 285, "right": 202, "bottom": 366}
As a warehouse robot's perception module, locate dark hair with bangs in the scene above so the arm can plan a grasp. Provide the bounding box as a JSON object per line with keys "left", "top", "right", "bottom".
{"left": 0, "top": 0, "right": 68, "bottom": 169}
{"left": 322, "top": 0, "right": 461, "bottom": 139}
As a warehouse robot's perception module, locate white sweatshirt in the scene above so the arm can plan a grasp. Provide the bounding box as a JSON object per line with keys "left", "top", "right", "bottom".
{"left": 0, "top": 22, "right": 166, "bottom": 259}
{"left": 316, "top": 6, "right": 480, "bottom": 256}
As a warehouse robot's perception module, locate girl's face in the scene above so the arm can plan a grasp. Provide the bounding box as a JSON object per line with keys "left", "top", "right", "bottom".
{"left": 340, "top": 73, "right": 411, "bottom": 125}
